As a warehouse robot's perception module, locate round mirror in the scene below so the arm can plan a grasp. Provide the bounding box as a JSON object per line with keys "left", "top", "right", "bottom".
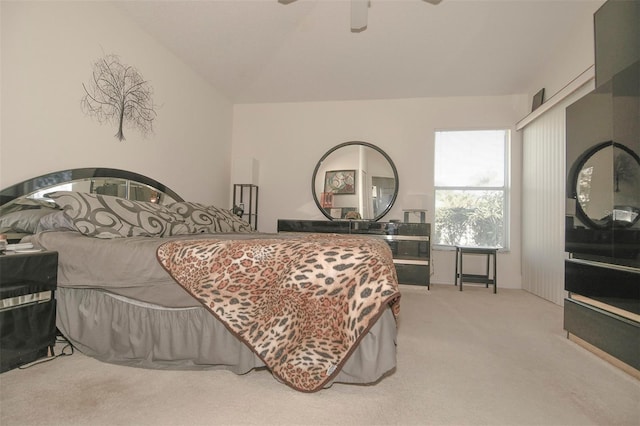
{"left": 574, "top": 141, "right": 640, "bottom": 228}
{"left": 312, "top": 141, "right": 399, "bottom": 221}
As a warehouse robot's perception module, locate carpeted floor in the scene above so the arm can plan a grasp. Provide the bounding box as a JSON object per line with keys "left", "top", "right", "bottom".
{"left": 1, "top": 284, "right": 638, "bottom": 425}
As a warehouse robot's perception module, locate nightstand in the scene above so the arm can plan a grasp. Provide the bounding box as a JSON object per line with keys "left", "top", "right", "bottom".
{"left": 0, "top": 251, "right": 58, "bottom": 372}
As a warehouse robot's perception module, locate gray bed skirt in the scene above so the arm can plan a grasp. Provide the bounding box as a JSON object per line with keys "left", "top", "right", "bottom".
{"left": 56, "top": 287, "right": 397, "bottom": 387}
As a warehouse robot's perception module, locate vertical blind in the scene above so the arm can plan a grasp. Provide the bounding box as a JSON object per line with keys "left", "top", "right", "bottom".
{"left": 521, "top": 83, "right": 593, "bottom": 306}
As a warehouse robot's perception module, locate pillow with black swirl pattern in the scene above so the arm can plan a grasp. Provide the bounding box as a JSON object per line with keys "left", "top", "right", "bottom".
{"left": 47, "top": 191, "right": 187, "bottom": 238}
{"left": 167, "top": 201, "right": 255, "bottom": 233}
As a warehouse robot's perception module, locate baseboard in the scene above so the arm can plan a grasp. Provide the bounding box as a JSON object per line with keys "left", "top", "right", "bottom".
{"left": 568, "top": 333, "right": 640, "bottom": 380}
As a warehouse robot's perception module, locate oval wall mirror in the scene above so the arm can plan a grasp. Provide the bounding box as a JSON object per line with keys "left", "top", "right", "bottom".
{"left": 311, "top": 141, "right": 399, "bottom": 221}
{"left": 573, "top": 141, "right": 640, "bottom": 229}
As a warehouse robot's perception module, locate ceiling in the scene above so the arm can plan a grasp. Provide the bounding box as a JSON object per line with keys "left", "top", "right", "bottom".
{"left": 116, "top": 0, "right": 603, "bottom": 104}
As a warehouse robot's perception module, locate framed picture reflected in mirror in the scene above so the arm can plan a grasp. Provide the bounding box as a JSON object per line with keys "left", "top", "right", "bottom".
{"left": 324, "top": 170, "right": 356, "bottom": 195}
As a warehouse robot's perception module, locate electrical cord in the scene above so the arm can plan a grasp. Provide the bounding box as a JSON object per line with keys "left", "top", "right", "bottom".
{"left": 17, "top": 334, "right": 75, "bottom": 370}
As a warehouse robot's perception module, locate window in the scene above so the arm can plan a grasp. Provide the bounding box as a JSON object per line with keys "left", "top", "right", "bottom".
{"left": 434, "top": 129, "right": 509, "bottom": 248}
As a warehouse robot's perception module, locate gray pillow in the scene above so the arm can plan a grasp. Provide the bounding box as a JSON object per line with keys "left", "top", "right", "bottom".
{"left": 47, "top": 191, "right": 185, "bottom": 238}
{"left": 0, "top": 197, "right": 57, "bottom": 216}
{"left": 0, "top": 207, "right": 59, "bottom": 233}
{"left": 36, "top": 210, "right": 77, "bottom": 232}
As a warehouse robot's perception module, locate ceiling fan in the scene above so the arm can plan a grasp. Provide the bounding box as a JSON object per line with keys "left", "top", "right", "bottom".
{"left": 279, "top": 0, "right": 443, "bottom": 33}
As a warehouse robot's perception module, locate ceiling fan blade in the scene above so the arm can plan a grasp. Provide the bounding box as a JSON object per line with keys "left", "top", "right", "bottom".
{"left": 351, "top": 0, "right": 369, "bottom": 32}
{"left": 278, "top": 0, "right": 297, "bottom": 4}
{"left": 422, "top": 0, "right": 443, "bottom": 4}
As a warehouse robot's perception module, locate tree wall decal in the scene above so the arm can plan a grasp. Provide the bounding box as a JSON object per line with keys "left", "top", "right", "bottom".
{"left": 81, "top": 54, "right": 156, "bottom": 141}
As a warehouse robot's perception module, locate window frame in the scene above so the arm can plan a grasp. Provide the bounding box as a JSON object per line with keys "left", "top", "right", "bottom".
{"left": 433, "top": 129, "right": 511, "bottom": 250}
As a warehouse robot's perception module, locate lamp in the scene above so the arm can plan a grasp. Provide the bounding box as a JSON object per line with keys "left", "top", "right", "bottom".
{"left": 233, "top": 158, "right": 260, "bottom": 186}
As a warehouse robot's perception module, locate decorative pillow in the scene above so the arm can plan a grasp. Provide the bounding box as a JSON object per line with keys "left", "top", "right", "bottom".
{"left": 205, "top": 204, "right": 255, "bottom": 233}
{"left": 0, "top": 207, "right": 59, "bottom": 234}
{"left": 36, "top": 210, "right": 77, "bottom": 232}
{"left": 167, "top": 201, "right": 222, "bottom": 233}
{"left": 47, "top": 191, "right": 185, "bottom": 238}
{"left": 14, "top": 197, "right": 57, "bottom": 208}
{"left": 167, "top": 201, "right": 255, "bottom": 233}
{"left": 0, "top": 197, "right": 57, "bottom": 216}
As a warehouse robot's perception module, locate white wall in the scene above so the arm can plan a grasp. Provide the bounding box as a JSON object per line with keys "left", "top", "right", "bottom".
{"left": 0, "top": 2, "right": 233, "bottom": 206}
{"left": 232, "top": 95, "right": 528, "bottom": 288}
{"left": 523, "top": 0, "right": 604, "bottom": 109}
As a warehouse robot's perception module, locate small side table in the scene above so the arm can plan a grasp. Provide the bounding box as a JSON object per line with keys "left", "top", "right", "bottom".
{"left": 455, "top": 246, "right": 497, "bottom": 293}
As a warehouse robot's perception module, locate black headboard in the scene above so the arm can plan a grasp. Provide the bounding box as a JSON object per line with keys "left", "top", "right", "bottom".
{"left": 0, "top": 168, "right": 183, "bottom": 207}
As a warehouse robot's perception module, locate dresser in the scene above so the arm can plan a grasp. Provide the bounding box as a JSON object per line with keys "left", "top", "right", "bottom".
{"left": 0, "top": 251, "right": 58, "bottom": 372}
{"left": 563, "top": 0, "right": 640, "bottom": 377}
{"left": 277, "top": 219, "right": 430, "bottom": 288}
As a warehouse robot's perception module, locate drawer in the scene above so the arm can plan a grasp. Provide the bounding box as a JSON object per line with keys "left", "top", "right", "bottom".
{"left": 0, "top": 252, "right": 58, "bottom": 296}
{"left": 350, "top": 221, "right": 430, "bottom": 236}
{"left": 394, "top": 263, "right": 429, "bottom": 286}
{"left": 0, "top": 297, "right": 57, "bottom": 372}
{"left": 0, "top": 251, "right": 58, "bottom": 373}
{"left": 565, "top": 259, "right": 640, "bottom": 315}
{"left": 387, "top": 240, "right": 429, "bottom": 260}
{"left": 564, "top": 298, "right": 640, "bottom": 370}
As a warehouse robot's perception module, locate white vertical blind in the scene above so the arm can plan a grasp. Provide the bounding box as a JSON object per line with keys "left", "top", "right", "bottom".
{"left": 521, "top": 83, "right": 593, "bottom": 305}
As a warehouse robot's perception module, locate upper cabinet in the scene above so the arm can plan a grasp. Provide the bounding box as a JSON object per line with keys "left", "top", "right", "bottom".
{"left": 565, "top": 0, "right": 640, "bottom": 268}
{"left": 594, "top": 0, "right": 640, "bottom": 88}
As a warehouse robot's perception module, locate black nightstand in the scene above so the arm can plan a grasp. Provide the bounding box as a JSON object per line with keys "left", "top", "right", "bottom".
{"left": 0, "top": 251, "right": 58, "bottom": 372}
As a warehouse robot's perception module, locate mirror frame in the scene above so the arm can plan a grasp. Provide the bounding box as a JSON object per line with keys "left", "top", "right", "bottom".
{"left": 311, "top": 141, "right": 399, "bottom": 222}
{"left": 571, "top": 141, "right": 640, "bottom": 229}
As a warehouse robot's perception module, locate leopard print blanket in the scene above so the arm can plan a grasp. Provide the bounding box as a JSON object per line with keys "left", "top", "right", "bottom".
{"left": 156, "top": 233, "right": 400, "bottom": 392}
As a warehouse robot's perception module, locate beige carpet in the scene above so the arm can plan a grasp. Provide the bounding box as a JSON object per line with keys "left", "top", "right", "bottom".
{"left": 1, "top": 284, "right": 638, "bottom": 426}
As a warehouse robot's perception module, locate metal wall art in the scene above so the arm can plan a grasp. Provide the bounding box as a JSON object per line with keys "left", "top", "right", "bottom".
{"left": 81, "top": 54, "right": 157, "bottom": 141}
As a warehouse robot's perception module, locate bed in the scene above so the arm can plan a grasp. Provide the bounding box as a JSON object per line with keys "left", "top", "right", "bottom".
{"left": 0, "top": 168, "right": 400, "bottom": 392}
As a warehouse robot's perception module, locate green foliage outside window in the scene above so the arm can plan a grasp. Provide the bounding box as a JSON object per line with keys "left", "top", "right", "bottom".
{"left": 435, "top": 190, "right": 504, "bottom": 248}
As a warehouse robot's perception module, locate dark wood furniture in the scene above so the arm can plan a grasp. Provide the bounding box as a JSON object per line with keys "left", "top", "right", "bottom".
{"left": 454, "top": 246, "right": 498, "bottom": 293}
{"left": 0, "top": 251, "right": 58, "bottom": 372}
{"left": 564, "top": 259, "right": 639, "bottom": 372}
{"left": 564, "top": 0, "right": 639, "bottom": 377}
{"left": 277, "top": 219, "right": 430, "bottom": 288}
